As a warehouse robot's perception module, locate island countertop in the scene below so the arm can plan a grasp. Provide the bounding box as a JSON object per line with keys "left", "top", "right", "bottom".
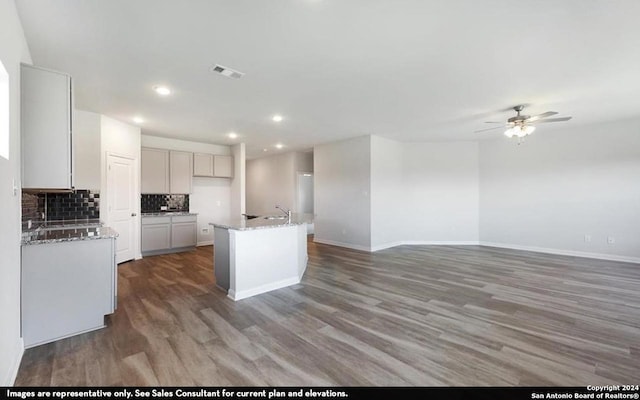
{"left": 209, "top": 214, "right": 311, "bottom": 231}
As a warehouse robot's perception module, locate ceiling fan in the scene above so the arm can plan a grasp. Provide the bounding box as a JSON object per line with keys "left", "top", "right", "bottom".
{"left": 475, "top": 105, "right": 572, "bottom": 139}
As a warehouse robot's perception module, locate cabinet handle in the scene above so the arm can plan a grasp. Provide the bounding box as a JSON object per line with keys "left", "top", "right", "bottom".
{"left": 131, "top": 213, "right": 137, "bottom": 217}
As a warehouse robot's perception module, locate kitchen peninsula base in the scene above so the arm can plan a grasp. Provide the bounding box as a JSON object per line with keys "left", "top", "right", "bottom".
{"left": 211, "top": 218, "right": 307, "bottom": 301}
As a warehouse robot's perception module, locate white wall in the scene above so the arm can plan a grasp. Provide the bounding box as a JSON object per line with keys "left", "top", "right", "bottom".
{"left": 73, "top": 110, "right": 101, "bottom": 190}
{"left": 246, "top": 151, "right": 313, "bottom": 216}
{"left": 314, "top": 135, "right": 371, "bottom": 250}
{"left": 0, "top": 0, "right": 32, "bottom": 385}
{"left": 369, "top": 137, "right": 479, "bottom": 250}
{"left": 479, "top": 118, "right": 640, "bottom": 262}
{"left": 399, "top": 141, "right": 479, "bottom": 244}
{"left": 141, "top": 135, "right": 232, "bottom": 245}
{"left": 370, "top": 136, "right": 403, "bottom": 248}
{"left": 230, "top": 143, "right": 246, "bottom": 218}
{"left": 101, "top": 116, "right": 141, "bottom": 258}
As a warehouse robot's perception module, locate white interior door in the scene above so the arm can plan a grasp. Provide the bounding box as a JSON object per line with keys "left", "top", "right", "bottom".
{"left": 107, "top": 154, "right": 136, "bottom": 263}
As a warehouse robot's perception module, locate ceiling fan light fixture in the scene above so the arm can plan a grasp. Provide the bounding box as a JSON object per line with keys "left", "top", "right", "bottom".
{"left": 505, "top": 124, "right": 535, "bottom": 139}
{"left": 504, "top": 128, "right": 515, "bottom": 138}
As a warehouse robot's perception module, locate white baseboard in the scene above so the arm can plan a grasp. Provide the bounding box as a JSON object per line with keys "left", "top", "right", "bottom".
{"left": 197, "top": 240, "right": 213, "bottom": 247}
{"left": 228, "top": 276, "right": 301, "bottom": 301}
{"left": 479, "top": 241, "right": 640, "bottom": 264}
{"left": 313, "top": 237, "right": 639, "bottom": 264}
{"left": 312, "top": 238, "right": 371, "bottom": 252}
{"left": 1, "top": 337, "right": 24, "bottom": 386}
{"left": 371, "top": 240, "right": 480, "bottom": 252}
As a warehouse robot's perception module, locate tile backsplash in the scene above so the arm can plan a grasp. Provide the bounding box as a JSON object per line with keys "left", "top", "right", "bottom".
{"left": 22, "top": 190, "right": 100, "bottom": 226}
{"left": 141, "top": 194, "right": 189, "bottom": 213}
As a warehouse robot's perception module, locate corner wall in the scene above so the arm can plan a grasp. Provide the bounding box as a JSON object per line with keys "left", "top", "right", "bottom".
{"left": 314, "top": 136, "right": 372, "bottom": 250}
{"left": 370, "top": 138, "right": 480, "bottom": 250}
{"left": 479, "top": 118, "right": 640, "bottom": 262}
{"left": 0, "top": 0, "right": 32, "bottom": 385}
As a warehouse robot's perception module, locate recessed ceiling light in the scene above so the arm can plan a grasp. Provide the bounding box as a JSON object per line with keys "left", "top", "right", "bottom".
{"left": 275, "top": 143, "right": 284, "bottom": 149}
{"left": 153, "top": 85, "right": 171, "bottom": 96}
{"left": 132, "top": 116, "right": 145, "bottom": 124}
{"left": 272, "top": 115, "right": 283, "bottom": 122}
{"left": 263, "top": 148, "right": 268, "bottom": 152}
{"left": 227, "top": 132, "right": 238, "bottom": 139}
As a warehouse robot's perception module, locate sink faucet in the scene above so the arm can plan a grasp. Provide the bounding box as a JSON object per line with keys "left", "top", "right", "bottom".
{"left": 275, "top": 205, "right": 292, "bottom": 220}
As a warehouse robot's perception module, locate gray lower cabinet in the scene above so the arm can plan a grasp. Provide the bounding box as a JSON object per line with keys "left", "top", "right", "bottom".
{"left": 21, "top": 238, "right": 117, "bottom": 349}
{"left": 141, "top": 219, "right": 171, "bottom": 252}
{"left": 142, "top": 215, "right": 197, "bottom": 255}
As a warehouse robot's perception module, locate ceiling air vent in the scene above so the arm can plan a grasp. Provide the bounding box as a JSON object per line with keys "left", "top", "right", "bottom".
{"left": 210, "top": 64, "right": 245, "bottom": 79}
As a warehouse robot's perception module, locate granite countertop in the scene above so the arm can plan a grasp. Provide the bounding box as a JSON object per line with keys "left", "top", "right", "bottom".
{"left": 210, "top": 213, "right": 311, "bottom": 231}
{"left": 142, "top": 212, "right": 198, "bottom": 217}
{"left": 21, "top": 226, "right": 119, "bottom": 245}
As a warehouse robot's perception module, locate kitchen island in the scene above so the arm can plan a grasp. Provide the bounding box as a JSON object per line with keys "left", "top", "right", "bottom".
{"left": 210, "top": 215, "right": 308, "bottom": 301}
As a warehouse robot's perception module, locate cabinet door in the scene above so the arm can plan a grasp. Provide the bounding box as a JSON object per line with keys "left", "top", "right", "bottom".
{"left": 141, "top": 148, "right": 169, "bottom": 194}
{"left": 213, "top": 155, "right": 233, "bottom": 178}
{"left": 141, "top": 223, "right": 171, "bottom": 252}
{"left": 170, "top": 151, "right": 193, "bottom": 194}
{"left": 21, "top": 64, "right": 73, "bottom": 189}
{"left": 193, "top": 153, "right": 214, "bottom": 177}
{"left": 171, "top": 222, "right": 197, "bottom": 248}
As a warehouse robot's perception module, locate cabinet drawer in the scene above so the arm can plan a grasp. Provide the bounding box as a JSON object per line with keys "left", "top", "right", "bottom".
{"left": 141, "top": 216, "right": 171, "bottom": 225}
{"left": 172, "top": 215, "right": 197, "bottom": 223}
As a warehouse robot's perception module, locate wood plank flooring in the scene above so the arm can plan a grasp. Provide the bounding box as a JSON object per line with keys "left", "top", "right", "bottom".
{"left": 15, "top": 240, "right": 640, "bottom": 386}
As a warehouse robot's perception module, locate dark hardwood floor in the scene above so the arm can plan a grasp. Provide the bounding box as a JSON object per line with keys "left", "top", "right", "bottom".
{"left": 15, "top": 240, "right": 640, "bottom": 386}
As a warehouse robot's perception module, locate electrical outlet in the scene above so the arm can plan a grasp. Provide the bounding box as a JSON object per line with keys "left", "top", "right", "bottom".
{"left": 607, "top": 236, "right": 616, "bottom": 244}
{"left": 584, "top": 235, "right": 591, "bottom": 243}
{"left": 201, "top": 228, "right": 209, "bottom": 234}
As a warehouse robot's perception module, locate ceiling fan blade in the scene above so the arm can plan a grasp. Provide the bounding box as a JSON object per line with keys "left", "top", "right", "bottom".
{"left": 484, "top": 121, "right": 504, "bottom": 124}
{"left": 475, "top": 125, "right": 505, "bottom": 133}
{"left": 531, "top": 116, "right": 572, "bottom": 123}
{"left": 526, "top": 111, "right": 558, "bottom": 122}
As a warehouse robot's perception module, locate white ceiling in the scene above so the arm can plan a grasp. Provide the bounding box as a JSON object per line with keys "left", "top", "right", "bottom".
{"left": 15, "top": 0, "right": 640, "bottom": 158}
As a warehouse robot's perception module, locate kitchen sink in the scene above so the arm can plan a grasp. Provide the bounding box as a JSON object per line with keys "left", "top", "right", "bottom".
{"left": 264, "top": 215, "right": 288, "bottom": 220}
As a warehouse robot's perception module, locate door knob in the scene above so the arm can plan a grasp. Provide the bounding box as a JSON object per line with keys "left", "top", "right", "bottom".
{"left": 131, "top": 213, "right": 137, "bottom": 217}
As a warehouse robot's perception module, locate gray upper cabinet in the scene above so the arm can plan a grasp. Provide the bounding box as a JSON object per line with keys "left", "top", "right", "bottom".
{"left": 169, "top": 150, "right": 193, "bottom": 194}
{"left": 213, "top": 155, "right": 233, "bottom": 178}
{"left": 21, "top": 64, "right": 73, "bottom": 189}
{"left": 193, "top": 153, "right": 214, "bottom": 177}
{"left": 141, "top": 148, "right": 170, "bottom": 194}
{"left": 194, "top": 153, "right": 233, "bottom": 178}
